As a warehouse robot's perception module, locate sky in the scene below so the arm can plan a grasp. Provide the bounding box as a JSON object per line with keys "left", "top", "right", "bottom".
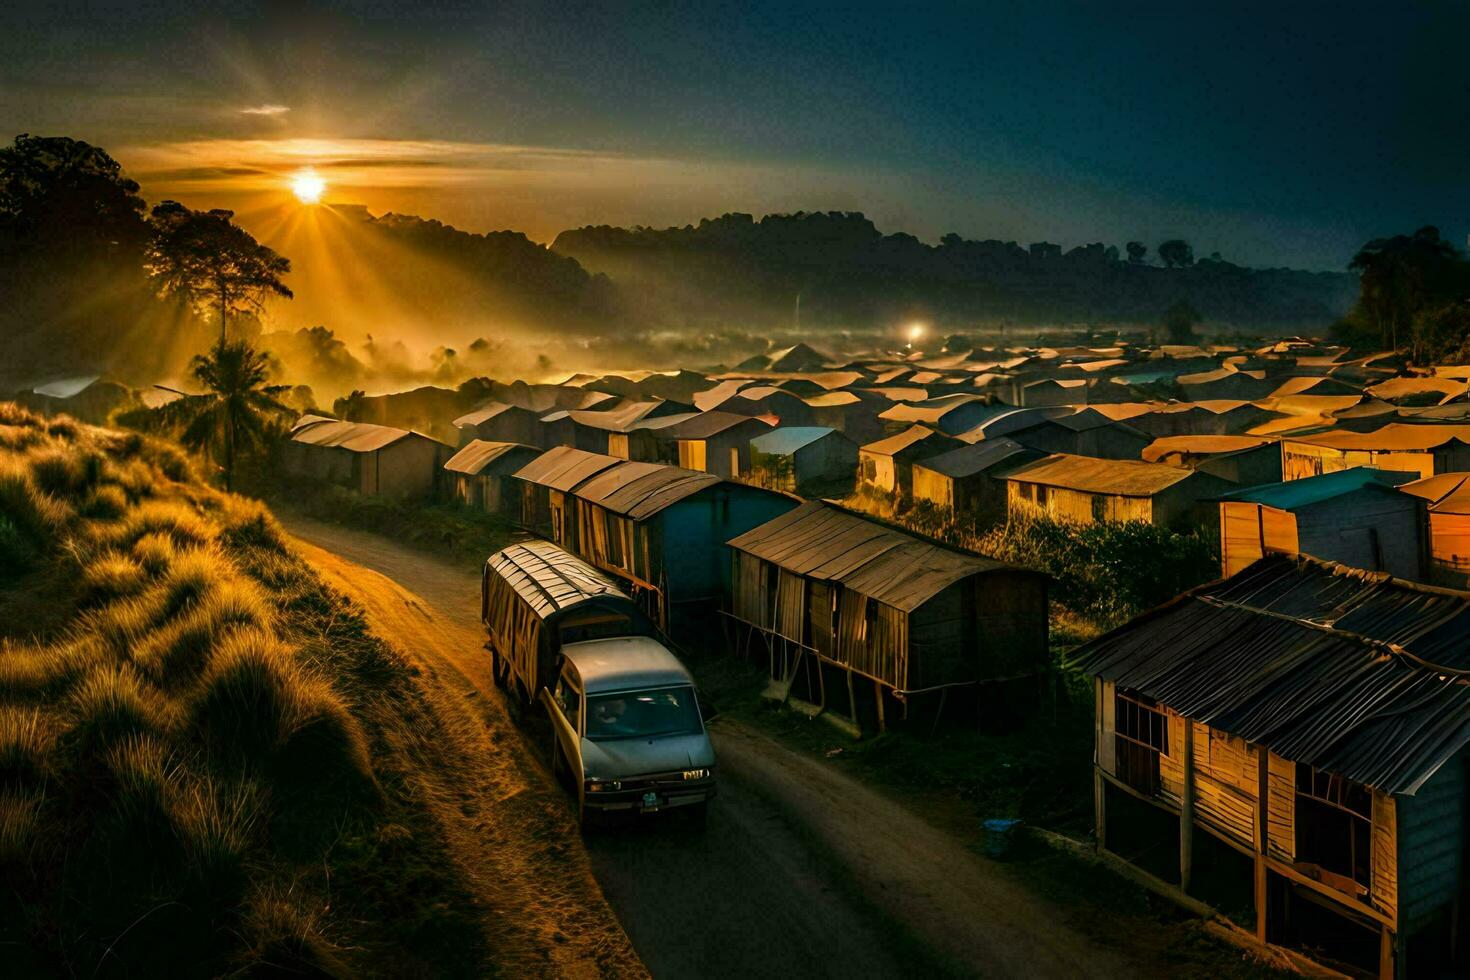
{"left": 2, "top": 0, "right": 1467, "bottom": 270}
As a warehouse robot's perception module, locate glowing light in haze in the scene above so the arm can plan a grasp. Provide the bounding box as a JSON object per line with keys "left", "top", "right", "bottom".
{"left": 291, "top": 170, "right": 325, "bottom": 204}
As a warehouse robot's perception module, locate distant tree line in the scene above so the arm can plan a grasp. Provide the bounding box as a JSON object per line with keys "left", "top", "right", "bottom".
{"left": 551, "top": 211, "right": 1357, "bottom": 333}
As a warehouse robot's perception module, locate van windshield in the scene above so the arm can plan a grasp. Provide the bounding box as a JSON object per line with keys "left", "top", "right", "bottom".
{"left": 585, "top": 686, "right": 702, "bottom": 741}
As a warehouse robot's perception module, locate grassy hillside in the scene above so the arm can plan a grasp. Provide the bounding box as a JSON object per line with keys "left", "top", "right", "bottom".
{"left": 0, "top": 403, "right": 631, "bottom": 976}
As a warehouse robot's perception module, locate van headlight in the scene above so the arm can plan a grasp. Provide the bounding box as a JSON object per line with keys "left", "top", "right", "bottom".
{"left": 682, "top": 768, "right": 710, "bottom": 781}
{"left": 586, "top": 778, "right": 621, "bottom": 793}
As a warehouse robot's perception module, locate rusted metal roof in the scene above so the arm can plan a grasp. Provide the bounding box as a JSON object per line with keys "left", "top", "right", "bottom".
{"left": 486, "top": 540, "right": 630, "bottom": 620}
{"left": 912, "top": 437, "right": 1040, "bottom": 480}
{"left": 860, "top": 424, "right": 958, "bottom": 458}
{"left": 1401, "top": 472, "right": 1470, "bottom": 514}
{"left": 512, "top": 446, "right": 622, "bottom": 492}
{"left": 1286, "top": 422, "right": 1470, "bottom": 452}
{"left": 1070, "top": 554, "right": 1470, "bottom": 794}
{"left": 442, "top": 440, "right": 540, "bottom": 475}
{"left": 571, "top": 460, "right": 722, "bottom": 520}
{"left": 1141, "top": 435, "right": 1275, "bottom": 462}
{"left": 1003, "top": 453, "right": 1196, "bottom": 496}
{"left": 727, "top": 500, "right": 1032, "bottom": 613}
{"left": 290, "top": 417, "right": 439, "bottom": 452}
{"left": 654, "top": 411, "right": 773, "bottom": 441}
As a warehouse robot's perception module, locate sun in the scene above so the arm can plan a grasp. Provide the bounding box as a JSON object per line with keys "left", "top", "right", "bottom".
{"left": 291, "top": 169, "right": 325, "bottom": 204}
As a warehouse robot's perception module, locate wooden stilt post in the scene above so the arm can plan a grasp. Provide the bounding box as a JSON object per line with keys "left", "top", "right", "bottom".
{"left": 1378, "top": 924, "right": 1394, "bottom": 980}
{"left": 1255, "top": 744, "right": 1270, "bottom": 943}
{"left": 1180, "top": 721, "right": 1195, "bottom": 893}
{"left": 1094, "top": 766, "right": 1107, "bottom": 853}
{"left": 873, "top": 679, "right": 886, "bottom": 733}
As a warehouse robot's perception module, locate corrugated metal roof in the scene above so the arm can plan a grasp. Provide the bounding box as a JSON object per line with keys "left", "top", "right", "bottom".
{"left": 1070, "top": 554, "right": 1470, "bottom": 794}
{"left": 1222, "top": 466, "right": 1413, "bottom": 508}
{"left": 443, "top": 440, "right": 540, "bottom": 475}
{"left": 1286, "top": 422, "right": 1470, "bottom": 451}
{"left": 860, "top": 424, "right": 958, "bottom": 457}
{"left": 877, "top": 394, "right": 989, "bottom": 425}
{"left": 727, "top": 500, "right": 1031, "bottom": 613}
{"left": 571, "top": 460, "right": 722, "bottom": 520}
{"left": 290, "top": 418, "right": 427, "bottom": 452}
{"left": 1004, "top": 453, "right": 1195, "bottom": 496}
{"left": 750, "top": 426, "right": 839, "bottom": 456}
{"left": 1402, "top": 472, "right": 1470, "bottom": 514}
{"left": 655, "top": 411, "right": 773, "bottom": 441}
{"left": 1142, "top": 435, "right": 1275, "bottom": 462}
{"left": 912, "top": 437, "right": 1039, "bottom": 479}
{"left": 512, "top": 446, "right": 622, "bottom": 491}
{"left": 452, "top": 401, "right": 517, "bottom": 428}
{"left": 486, "top": 540, "right": 630, "bottom": 620}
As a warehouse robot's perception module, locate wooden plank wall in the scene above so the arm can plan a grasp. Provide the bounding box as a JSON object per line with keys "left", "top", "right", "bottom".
{"left": 1371, "top": 792, "right": 1398, "bottom": 922}
{"left": 1266, "top": 753, "right": 1295, "bottom": 861}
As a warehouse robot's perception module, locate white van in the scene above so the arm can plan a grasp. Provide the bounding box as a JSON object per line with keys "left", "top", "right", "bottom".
{"left": 542, "top": 635, "right": 716, "bottom": 827}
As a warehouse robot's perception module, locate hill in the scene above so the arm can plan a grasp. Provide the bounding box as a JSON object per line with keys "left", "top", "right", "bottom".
{"left": 0, "top": 403, "right": 638, "bottom": 975}
{"left": 551, "top": 210, "right": 1357, "bottom": 332}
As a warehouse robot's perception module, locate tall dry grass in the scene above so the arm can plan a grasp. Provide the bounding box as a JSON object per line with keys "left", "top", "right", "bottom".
{"left": 0, "top": 402, "right": 486, "bottom": 975}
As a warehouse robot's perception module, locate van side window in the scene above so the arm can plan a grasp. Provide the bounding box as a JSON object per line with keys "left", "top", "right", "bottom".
{"left": 556, "top": 674, "right": 581, "bottom": 734}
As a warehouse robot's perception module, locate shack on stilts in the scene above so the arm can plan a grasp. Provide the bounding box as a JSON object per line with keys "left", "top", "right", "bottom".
{"left": 723, "top": 500, "right": 1048, "bottom": 733}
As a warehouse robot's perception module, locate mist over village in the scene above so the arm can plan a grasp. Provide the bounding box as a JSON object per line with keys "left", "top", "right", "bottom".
{"left": 2, "top": 3, "right": 1469, "bottom": 979}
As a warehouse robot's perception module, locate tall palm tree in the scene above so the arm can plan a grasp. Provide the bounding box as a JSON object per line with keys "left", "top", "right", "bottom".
{"left": 146, "top": 340, "right": 292, "bottom": 491}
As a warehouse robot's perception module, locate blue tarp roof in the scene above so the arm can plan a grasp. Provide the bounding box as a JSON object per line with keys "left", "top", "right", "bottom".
{"left": 750, "top": 426, "right": 836, "bottom": 456}
{"left": 1221, "top": 466, "right": 1414, "bottom": 509}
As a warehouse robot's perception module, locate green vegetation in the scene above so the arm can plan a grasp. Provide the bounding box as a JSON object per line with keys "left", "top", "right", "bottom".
{"left": 1334, "top": 225, "right": 1470, "bottom": 361}
{"left": 863, "top": 496, "right": 1219, "bottom": 631}
{"left": 120, "top": 339, "right": 295, "bottom": 490}
{"left": 0, "top": 402, "right": 491, "bottom": 975}
{"left": 259, "top": 475, "right": 519, "bottom": 570}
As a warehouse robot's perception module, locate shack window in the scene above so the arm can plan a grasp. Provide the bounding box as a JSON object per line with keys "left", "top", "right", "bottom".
{"left": 1295, "top": 766, "right": 1372, "bottom": 889}
{"left": 1114, "top": 690, "right": 1167, "bottom": 796}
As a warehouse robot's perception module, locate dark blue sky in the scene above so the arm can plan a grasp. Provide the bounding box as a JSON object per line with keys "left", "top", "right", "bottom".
{"left": 3, "top": 0, "right": 1466, "bottom": 268}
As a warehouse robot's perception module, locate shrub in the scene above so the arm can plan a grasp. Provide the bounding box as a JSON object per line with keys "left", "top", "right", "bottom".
{"left": 116, "top": 500, "right": 213, "bottom": 549}
{"left": 0, "top": 457, "right": 73, "bottom": 543}
{"left": 0, "top": 708, "right": 55, "bottom": 789}
{"left": 0, "top": 637, "right": 101, "bottom": 701}
{"left": 79, "top": 553, "right": 149, "bottom": 604}
{"left": 188, "top": 630, "right": 303, "bottom": 765}
{"left": 102, "top": 733, "right": 183, "bottom": 858}
{"left": 0, "top": 786, "right": 43, "bottom": 864}
{"left": 30, "top": 447, "right": 103, "bottom": 498}
{"left": 63, "top": 664, "right": 171, "bottom": 758}
{"left": 218, "top": 500, "right": 287, "bottom": 555}
{"left": 133, "top": 579, "right": 273, "bottom": 687}
{"left": 175, "top": 778, "right": 260, "bottom": 903}
{"left": 79, "top": 483, "right": 128, "bottom": 520}
{"left": 234, "top": 889, "right": 351, "bottom": 979}
{"left": 131, "top": 531, "right": 177, "bottom": 574}
{"left": 157, "top": 547, "right": 227, "bottom": 618}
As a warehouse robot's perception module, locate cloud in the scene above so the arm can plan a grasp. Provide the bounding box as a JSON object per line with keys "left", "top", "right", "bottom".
{"left": 240, "top": 104, "right": 290, "bottom": 116}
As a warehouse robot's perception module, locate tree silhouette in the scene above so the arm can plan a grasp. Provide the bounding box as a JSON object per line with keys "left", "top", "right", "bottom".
{"left": 1125, "top": 241, "right": 1148, "bottom": 265}
{"left": 1162, "top": 300, "right": 1201, "bottom": 343}
{"left": 146, "top": 202, "right": 293, "bottom": 343}
{"left": 1349, "top": 226, "right": 1459, "bottom": 353}
{"left": 138, "top": 340, "right": 291, "bottom": 490}
{"left": 1158, "top": 239, "right": 1194, "bottom": 268}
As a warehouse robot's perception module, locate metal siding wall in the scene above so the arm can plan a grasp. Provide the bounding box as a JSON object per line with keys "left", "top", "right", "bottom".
{"left": 1397, "top": 752, "right": 1465, "bottom": 929}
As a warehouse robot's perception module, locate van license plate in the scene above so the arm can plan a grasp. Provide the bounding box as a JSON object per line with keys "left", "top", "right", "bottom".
{"left": 641, "top": 791, "right": 659, "bottom": 811}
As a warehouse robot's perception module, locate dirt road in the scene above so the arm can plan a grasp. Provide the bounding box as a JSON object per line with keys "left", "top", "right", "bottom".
{"left": 279, "top": 514, "right": 1134, "bottom": 979}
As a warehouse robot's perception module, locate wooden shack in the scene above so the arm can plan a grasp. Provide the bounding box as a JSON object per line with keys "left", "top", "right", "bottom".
{"left": 451, "top": 401, "right": 547, "bottom": 448}
{"left": 1008, "top": 409, "right": 1153, "bottom": 460}
{"left": 857, "top": 424, "right": 962, "bottom": 497}
{"left": 1399, "top": 472, "right": 1470, "bottom": 586}
{"left": 1072, "top": 554, "right": 1470, "bottom": 978}
{"left": 285, "top": 416, "right": 449, "bottom": 498}
{"left": 1003, "top": 453, "right": 1233, "bottom": 527}
{"left": 1281, "top": 424, "right": 1470, "bottom": 481}
{"left": 442, "top": 440, "right": 541, "bottom": 514}
{"left": 1141, "top": 435, "right": 1282, "bottom": 485}
{"left": 725, "top": 501, "right": 1048, "bottom": 732}
{"left": 652, "top": 411, "right": 774, "bottom": 478}
{"left": 511, "top": 447, "right": 799, "bottom": 635}
{"left": 1218, "top": 467, "right": 1423, "bottom": 578}
{"left": 509, "top": 446, "right": 622, "bottom": 542}
{"left": 747, "top": 426, "right": 858, "bottom": 496}
{"left": 910, "top": 437, "right": 1043, "bottom": 526}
